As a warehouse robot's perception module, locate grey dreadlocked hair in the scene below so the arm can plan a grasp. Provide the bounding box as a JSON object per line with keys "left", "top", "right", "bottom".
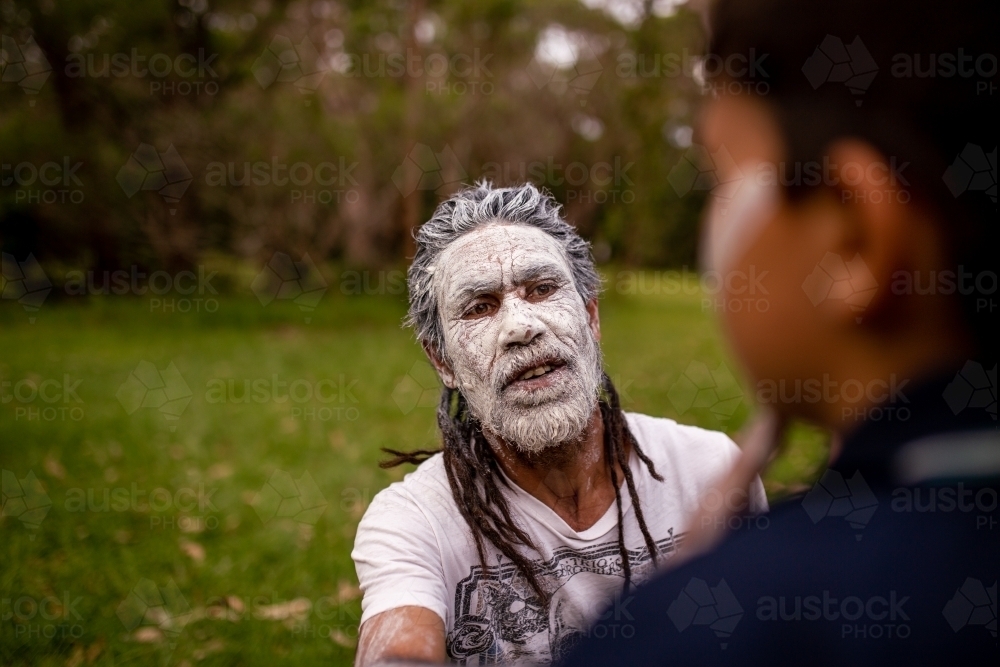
{"left": 381, "top": 182, "right": 664, "bottom": 602}
{"left": 404, "top": 181, "right": 602, "bottom": 358}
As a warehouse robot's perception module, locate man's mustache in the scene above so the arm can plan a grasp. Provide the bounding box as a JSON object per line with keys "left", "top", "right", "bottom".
{"left": 492, "top": 342, "right": 575, "bottom": 394}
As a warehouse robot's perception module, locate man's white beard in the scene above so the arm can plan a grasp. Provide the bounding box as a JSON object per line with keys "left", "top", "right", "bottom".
{"left": 491, "top": 375, "right": 599, "bottom": 453}
{"left": 459, "top": 333, "right": 604, "bottom": 455}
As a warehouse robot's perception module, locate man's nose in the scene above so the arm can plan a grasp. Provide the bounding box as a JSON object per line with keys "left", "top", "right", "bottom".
{"left": 498, "top": 299, "right": 545, "bottom": 348}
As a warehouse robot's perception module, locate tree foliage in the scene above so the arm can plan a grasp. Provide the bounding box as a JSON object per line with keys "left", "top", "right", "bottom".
{"left": 1, "top": 0, "right": 709, "bottom": 272}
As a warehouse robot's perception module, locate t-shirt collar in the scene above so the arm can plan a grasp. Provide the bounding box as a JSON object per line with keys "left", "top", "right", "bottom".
{"left": 496, "top": 446, "right": 639, "bottom": 542}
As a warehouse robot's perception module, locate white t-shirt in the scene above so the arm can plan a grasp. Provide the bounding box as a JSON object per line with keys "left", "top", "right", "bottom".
{"left": 352, "top": 412, "right": 767, "bottom": 665}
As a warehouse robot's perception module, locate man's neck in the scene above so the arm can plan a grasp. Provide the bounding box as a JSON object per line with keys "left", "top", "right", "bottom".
{"left": 486, "top": 407, "right": 628, "bottom": 532}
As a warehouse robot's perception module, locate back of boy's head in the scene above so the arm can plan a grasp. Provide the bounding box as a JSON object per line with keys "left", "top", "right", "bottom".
{"left": 709, "top": 0, "right": 997, "bottom": 352}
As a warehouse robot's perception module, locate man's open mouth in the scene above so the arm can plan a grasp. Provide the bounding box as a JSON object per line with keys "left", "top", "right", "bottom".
{"left": 503, "top": 358, "right": 568, "bottom": 390}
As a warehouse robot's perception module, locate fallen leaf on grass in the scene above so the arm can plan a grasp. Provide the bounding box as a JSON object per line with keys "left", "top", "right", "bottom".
{"left": 255, "top": 597, "right": 311, "bottom": 622}
{"left": 192, "top": 638, "right": 225, "bottom": 660}
{"left": 179, "top": 515, "right": 207, "bottom": 534}
{"left": 330, "top": 628, "right": 357, "bottom": 648}
{"left": 206, "top": 595, "right": 244, "bottom": 621}
{"left": 335, "top": 580, "right": 361, "bottom": 604}
{"left": 226, "top": 595, "right": 245, "bottom": 614}
{"left": 180, "top": 539, "right": 205, "bottom": 563}
{"left": 86, "top": 638, "right": 105, "bottom": 663}
{"left": 45, "top": 455, "right": 66, "bottom": 480}
{"left": 207, "top": 462, "right": 233, "bottom": 480}
{"left": 65, "top": 645, "right": 84, "bottom": 667}
{"left": 132, "top": 626, "right": 165, "bottom": 643}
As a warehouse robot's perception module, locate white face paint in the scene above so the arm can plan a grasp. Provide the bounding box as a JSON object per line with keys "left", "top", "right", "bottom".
{"left": 700, "top": 164, "right": 779, "bottom": 274}
{"left": 432, "top": 223, "right": 603, "bottom": 454}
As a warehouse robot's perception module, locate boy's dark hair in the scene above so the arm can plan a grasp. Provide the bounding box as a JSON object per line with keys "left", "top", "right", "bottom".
{"left": 709, "top": 0, "right": 997, "bottom": 352}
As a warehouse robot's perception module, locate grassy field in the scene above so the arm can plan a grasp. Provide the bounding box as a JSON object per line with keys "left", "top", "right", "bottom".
{"left": 1, "top": 269, "right": 827, "bottom": 666}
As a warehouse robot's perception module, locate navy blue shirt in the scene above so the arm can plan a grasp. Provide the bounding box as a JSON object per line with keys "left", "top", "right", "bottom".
{"left": 561, "top": 372, "right": 998, "bottom": 666}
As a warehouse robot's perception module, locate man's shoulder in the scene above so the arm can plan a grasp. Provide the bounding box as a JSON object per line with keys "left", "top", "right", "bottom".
{"left": 360, "top": 453, "right": 457, "bottom": 525}
{"left": 625, "top": 411, "right": 739, "bottom": 463}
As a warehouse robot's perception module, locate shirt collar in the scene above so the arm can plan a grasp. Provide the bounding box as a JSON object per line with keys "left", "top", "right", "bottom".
{"left": 833, "top": 366, "right": 998, "bottom": 486}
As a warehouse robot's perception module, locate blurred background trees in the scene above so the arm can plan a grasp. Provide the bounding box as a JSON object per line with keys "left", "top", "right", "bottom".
{"left": 2, "top": 0, "right": 710, "bottom": 276}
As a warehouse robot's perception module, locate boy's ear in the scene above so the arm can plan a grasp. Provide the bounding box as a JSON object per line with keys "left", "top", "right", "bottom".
{"left": 818, "top": 139, "right": 912, "bottom": 326}
{"left": 423, "top": 342, "right": 458, "bottom": 389}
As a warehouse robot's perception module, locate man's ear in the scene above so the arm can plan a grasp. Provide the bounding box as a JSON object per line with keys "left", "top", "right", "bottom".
{"left": 423, "top": 342, "right": 458, "bottom": 389}
{"left": 813, "top": 139, "right": 914, "bottom": 326}
{"left": 586, "top": 298, "right": 601, "bottom": 342}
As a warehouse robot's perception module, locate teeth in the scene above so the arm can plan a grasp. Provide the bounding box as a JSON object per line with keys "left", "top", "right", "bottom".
{"left": 519, "top": 365, "right": 553, "bottom": 381}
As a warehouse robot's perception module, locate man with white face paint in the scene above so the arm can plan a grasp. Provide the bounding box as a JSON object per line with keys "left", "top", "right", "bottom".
{"left": 352, "top": 182, "right": 767, "bottom": 666}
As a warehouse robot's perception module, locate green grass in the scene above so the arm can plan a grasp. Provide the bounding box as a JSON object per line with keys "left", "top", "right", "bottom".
{"left": 0, "top": 270, "right": 827, "bottom": 666}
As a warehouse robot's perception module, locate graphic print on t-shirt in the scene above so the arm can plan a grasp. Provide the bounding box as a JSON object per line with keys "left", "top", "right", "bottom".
{"left": 446, "top": 532, "right": 682, "bottom": 665}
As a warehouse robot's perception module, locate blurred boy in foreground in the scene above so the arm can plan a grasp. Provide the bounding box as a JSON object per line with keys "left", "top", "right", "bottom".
{"left": 563, "top": 0, "right": 997, "bottom": 664}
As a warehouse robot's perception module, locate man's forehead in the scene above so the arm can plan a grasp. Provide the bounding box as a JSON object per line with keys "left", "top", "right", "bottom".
{"left": 433, "top": 223, "right": 572, "bottom": 293}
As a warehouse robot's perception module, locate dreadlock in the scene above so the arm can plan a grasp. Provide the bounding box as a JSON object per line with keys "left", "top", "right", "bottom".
{"left": 381, "top": 372, "right": 664, "bottom": 602}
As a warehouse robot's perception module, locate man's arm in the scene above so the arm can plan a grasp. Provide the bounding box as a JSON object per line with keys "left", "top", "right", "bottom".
{"left": 355, "top": 606, "right": 446, "bottom": 667}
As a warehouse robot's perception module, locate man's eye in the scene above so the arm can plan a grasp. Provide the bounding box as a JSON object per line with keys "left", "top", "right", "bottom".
{"left": 533, "top": 284, "right": 555, "bottom": 297}
{"left": 464, "top": 302, "right": 493, "bottom": 318}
